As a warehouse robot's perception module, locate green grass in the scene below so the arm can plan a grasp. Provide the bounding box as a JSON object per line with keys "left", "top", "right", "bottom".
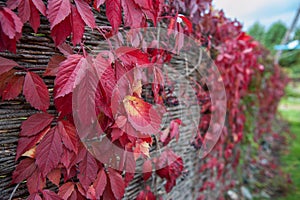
{"left": 278, "top": 83, "right": 300, "bottom": 200}
{"left": 284, "top": 65, "right": 300, "bottom": 80}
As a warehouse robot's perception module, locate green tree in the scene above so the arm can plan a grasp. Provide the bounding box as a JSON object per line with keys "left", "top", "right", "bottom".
{"left": 248, "top": 22, "right": 265, "bottom": 44}
{"left": 264, "top": 21, "right": 287, "bottom": 53}
{"left": 293, "top": 27, "right": 300, "bottom": 40}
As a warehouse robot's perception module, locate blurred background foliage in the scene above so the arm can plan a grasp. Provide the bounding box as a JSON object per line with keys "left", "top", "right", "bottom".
{"left": 248, "top": 21, "right": 300, "bottom": 79}
{"left": 248, "top": 20, "right": 300, "bottom": 199}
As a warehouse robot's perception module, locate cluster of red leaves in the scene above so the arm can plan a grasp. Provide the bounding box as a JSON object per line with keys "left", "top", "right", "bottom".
{"left": 136, "top": 185, "right": 156, "bottom": 200}
{"left": 0, "top": 0, "right": 187, "bottom": 199}
{"left": 215, "top": 32, "right": 263, "bottom": 143}
{"left": 155, "top": 150, "right": 184, "bottom": 193}
{"left": 1, "top": 0, "right": 163, "bottom": 48}
{"left": 9, "top": 46, "right": 184, "bottom": 199}
{"left": 0, "top": 57, "right": 49, "bottom": 110}
{"left": 168, "top": 1, "right": 289, "bottom": 198}
{"left": 0, "top": 7, "right": 23, "bottom": 53}
{"left": 46, "top": 0, "right": 96, "bottom": 45}
{"left": 6, "top": 0, "right": 46, "bottom": 33}
{"left": 105, "top": 0, "right": 163, "bottom": 30}
{"left": 195, "top": 9, "right": 270, "bottom": 199}
{"left": 257, "top": 64, "right": 289, "bottom": 136}
{"left": 237, "top": 61, "right": 290, "bottom": 198}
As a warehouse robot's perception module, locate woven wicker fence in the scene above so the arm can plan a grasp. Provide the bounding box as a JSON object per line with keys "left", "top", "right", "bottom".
{"left": 0, "top": 0, "right": 292, "bottom": 199}
{"left": 0, "top": 5, "right": 231, "bottom": 199}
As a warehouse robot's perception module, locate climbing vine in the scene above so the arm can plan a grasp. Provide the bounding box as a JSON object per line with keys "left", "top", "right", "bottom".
{"left": 0, "top": 0, "right": 289, "bottom": 199}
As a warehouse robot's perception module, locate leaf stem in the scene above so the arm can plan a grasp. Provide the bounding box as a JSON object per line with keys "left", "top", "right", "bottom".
{"left": 9, "top": 183, "right": 20, "bottom": 200}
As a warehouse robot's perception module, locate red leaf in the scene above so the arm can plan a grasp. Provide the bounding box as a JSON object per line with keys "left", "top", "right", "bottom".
{"left": 18, "top": 0, "right": 31, "bottom": 23}
{"left": 12, "top": 158, "right": 37, "bottom": 184}
{"left": 0, "top": 70, "right": 15, "bottom": 95}
{"left": 136, "top": 186, "right": 156, "bottom": 200}
{"left": 21, "top": 145, "right": 36, "bottom": 158}
{"left": 134, "top": 0, "right": 152, "bottom": 10}
{"left": 0, "top": 8, "right": 23, "bottom": 53}
{"left": 76, "top": 182, "right": 87, "bottom": 198}
{"left": 55, "top": 54, "right": 88, "bottom": 98}
{"left": 178, "top": 15, "right": 193, "bottom": 33}
{"left": 123, "top": 95, "right": 162, "bottom": 135}
{"left": 63, "top": 166, "right": 77, "bottom": 182}
{"left": 0, "top": 7, "right": 23, "bottom": 37}
{"left": 31, "top": 0, "right": 46, "bottom": 16}
{"left": 61, "top": 147, "right": 77, "bottom": 170}
{"left": 20, "top": 113, "right": 54, "bottom": 137}
{"left": 23, "top": 72, "right": 50, "bottom": 111}
{"left": 27, "top": 193, "right": 42, "bottom": 200}
{"left": 155, "top": 150, "right": 184, "bottom": 193}
{"left": 160, "top": 119, "right": 181, "bottom": 146}
{"left": 108, "top": 168, "right": 125, "bottom": 199}
{"left": 44, "top": 55, "right": 66, "bottom": 77}
{"left": 142, "top": 159, "right": 152, "bottom": 181}
{"left": 47, "top": 0, "right": 71, "bottom": 29}
{"left": 169, "top": 119, "right": 181, "bottom": 141}
{"left": 6, "top": 0, "right": 21, "bottom": 10}
{"left": 102, "top": 180, "right": 116, "bottom": 200}
{"left": 0, "top": 30, "right": 16, "bottom": 53}
{"left": 75, "top": 189, "right": 86, "bottom": 200}
{"left": 16, "top": 126, "right": 50, "bottom": 160}
{"left": 57, "top": 43, "right": 73, "bottom": 56}
{"left": 73, "top": 71, "right": 100, "bottom": 135}
{"left": 50, "top": 15, "right": 72, "bottom": 46}
{"left": 27, "top": 168, "right": 46, "bottom": 194}
{"left": 74, "top": 0, "right": 96, "bottom": 29}
{"left": 160, "top": 128, "right": 170, "bottom": 145}
{"left": 58, "top": 182, "right": 75, "bottom": 200}
{"left": 94, "top": 53, "right": 116, "bottom": 99}
{"left": 95, "top": 81, "right": 113, "bottom": 120}
{"left": 0, "top": 56, "right": 19, "bottom": 75}
{"left": 93, "top": 168, "right": 107, "bottom": 197}
{"left": 28, "top": 0, "right": 41, "bottom": 33}
{"left": 47, "top": 168, "right": 61, "bottom": 187}
{"left": 115, "top": 47, "right": 149, "bottom": 66}
{"left": 114, "top": 60, "right": 133, "bottom": 81}
{"left": 87, "top": 186, "right": 97, "bottom": 200}
{"left": 42, "top": 190, "right": 62, "bottom": 200}
{"left": 71, "top": 5, "right": 85, "bottom": 45}
{"left": 54, "top": 93, "right": 73, "bottom": 118}
{"left": 93, "top": 0, "right": 105, "bottom": 10}
{"left": 133, "top": 140, "right": 150, "bottom": 160}
{"left": 72, "top": 58, "right": 106, "bottom": 138}
{"left": 121, "top": 0, "right": 144, "bottom": 28}
{"left": 122, "top": 147, "right": 137, "bottom": 173}
{"left": 58, "top": 120, "right": 78, "bottom": 154}
{"left": 78, "top": 151, "right": 98, "bottom": 190}
{"left": 1, "top": 75, "right": 24, "bottom": 100}
{"left": 111, "top": 127, "right": 124, "bottom": 142}
{"left": 74, "top": 142, "right": 87, "bottom": 163}
{"left": 152, "top": 66, "right": 164, "bottom": 103}
{"left": 36, "top": 127, "right": 63, "bottom": 177}
{"left": 106, "top": 0, "right": 122, "bottom": 31}
{"left": 141, "top": 5, "right": 162, "bottom": 26}
{"left": 124, "top": 172, "right": 134, "bottom": 187}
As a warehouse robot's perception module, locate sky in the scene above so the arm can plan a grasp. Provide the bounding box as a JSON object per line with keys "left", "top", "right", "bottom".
{"left": 213, "top": 0, "right": 300, "bottom": 31}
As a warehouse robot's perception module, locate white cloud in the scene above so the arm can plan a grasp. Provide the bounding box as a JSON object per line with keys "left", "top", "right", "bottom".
{"left": 213, "top": 0, "right": 300, "bottom": 30}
